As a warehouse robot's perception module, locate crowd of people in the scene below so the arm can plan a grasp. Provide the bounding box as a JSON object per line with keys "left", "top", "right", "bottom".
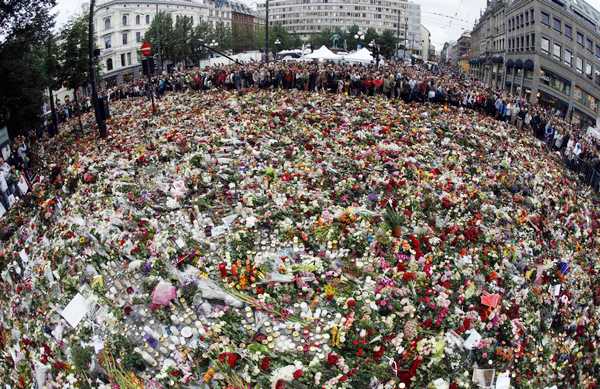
{"left": 0, "top": 136, "right": 30, "bottom": 213}
{"left": 100, "top": 61, "right": 600, "bottom": 191}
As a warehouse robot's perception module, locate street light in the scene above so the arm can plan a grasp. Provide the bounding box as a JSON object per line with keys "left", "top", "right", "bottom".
{"left": 208, "top": 39, "right": 218, "bottom": 48}
{"left": 354, "top": 31, "right": 365, "bottom": 50}
{"left": 274, "top": 38, "right": 281, "bottom": 61}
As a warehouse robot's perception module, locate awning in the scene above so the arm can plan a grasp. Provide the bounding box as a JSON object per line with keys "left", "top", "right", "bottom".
{"left": 524, "top": 59, "right": 534, "bottom": 71}
{"left": 506, "top": 59, "right": 514, "bottom": 68}
{"left": 493, "top": 56, "right": 504, "bottom": 64}
{"left": 515, "top": 59, "right": 524, "bottom": 69}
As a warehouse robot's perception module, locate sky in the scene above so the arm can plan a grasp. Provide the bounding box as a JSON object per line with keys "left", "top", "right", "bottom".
{"left": 53, "top": 0, "right": 600, "bottom": 51}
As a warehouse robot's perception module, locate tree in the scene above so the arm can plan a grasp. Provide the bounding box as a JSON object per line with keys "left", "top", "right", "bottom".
{"left": 57, "top": 15, "right": 92, "bottom": 134}
{"left": 364, "top": 28, "right": 378, "bottom": 47}
{"left": 172, "top": 16, "right": 193, "bottom": 65}
{"left": 144, "top": 12, "right": 174, "bottom": 69}
{"left": 0, "top": 2, "right": 56, "bottom": 137}
{"left": 379, "top": 29, "right": 399, "bottom": 59}
{"left": 190, "top": 22, "right": 213, "bottom": 64}
{"left": 309, "top": 28, "right": 332, "bottom": 50}
{"left": 344, "top": 25, "right": 361, "bottom": 51}
{"left": 0, "top": 32, "right": 49, "bottom": 136}
{"left": 214, "top": 22, "right": 232, "bottom": 51}
{"left": 0, "top": 0, "right": 56, "bottom": 41}
{"left": 232, "top": 21, "right": 255, "bottom": 54}
{"left": 44, "top": 35, "right": 61, "bottom": 133}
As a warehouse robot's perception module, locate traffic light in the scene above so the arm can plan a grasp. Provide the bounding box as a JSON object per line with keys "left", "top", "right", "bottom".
{"left": 142, "top": 57, "right": 155, "bottom": 77}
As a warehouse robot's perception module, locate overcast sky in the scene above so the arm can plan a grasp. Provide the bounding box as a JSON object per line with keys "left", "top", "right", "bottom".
{"left": 52, "top": 0, "right": 600, "bottom": 51}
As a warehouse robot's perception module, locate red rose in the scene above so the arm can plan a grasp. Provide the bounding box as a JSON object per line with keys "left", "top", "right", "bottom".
{"left": 275, "top": 380, "right": 286, "bottom": 389}
{"left": 327, "top": 353, "right": 339, "bottom": 366}
{"left": 260, "top": 356, "right": 271, "bottom": 371}
{"left": 339, "top": 375, "right": 348, "bottom": 383}
{"left": 169, "top": 369, "right": 181, "bottom": 377}
{"left": 226, "top": 353, "right": 240, "bottom": 368}
{"left": 346, "top": 298, "right": 356, "bottom": 308}
{"left": 402, "top": 272, "right": 416, "bottom": 282}
{"left": 293, "top": 369, "right": 303, "bottom": 380}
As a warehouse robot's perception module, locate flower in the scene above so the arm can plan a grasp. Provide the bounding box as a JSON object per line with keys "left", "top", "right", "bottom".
{"left": 327, "top": 353, "right": 339, "bottom": 366}
{"left": 293, "top": 369, "right": 303, "bottom": 379}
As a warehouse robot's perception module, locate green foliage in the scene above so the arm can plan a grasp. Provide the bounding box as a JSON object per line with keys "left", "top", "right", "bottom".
{"left": 57, "top": 15, "right": 91, "bottom": 92}
{"left": 172, "top": 16, "right": 194, "bottom": 65}
{"left": 379, "top": 29, "right": 399, "bottom": 58}
{"left": 71, "top": 344, "right": 93, "bottom": 372}
{"left": 383, "top": 207, "right": 404, "bottom": 230}
{"left": 144, "top": 12, "right": 175, "bottom": 67}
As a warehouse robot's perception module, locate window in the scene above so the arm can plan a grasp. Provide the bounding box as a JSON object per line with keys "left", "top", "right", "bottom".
{"left": 587, "top": 38, "right": 593, "bottom": 52}
{"left": 530, "top": 9, "right": 534, "bottom": 23}
{"left": 577, "top": 32, "right": 584, "bottom": 46}
{"left": 565, "top": 24, "right": 572, "bottom": 39}
{"left": 136, "top": 32, "right": 142, "bottom": 43}
{"left": 146, "top": 15, "right": 150, "bottom": 24}
{"left": 121, "top": 53, "right": 126, "bottom": 67}
{"left": 596, "top": 45, "right": 600, "bottom": 59}
{"left": 541, "top": 11, "right": 550, "bottom": 25}
{"left": 190, "top": 16, "right": 194, "bottom": 24}
{"left": 104, "top": 35, "right": 112, "bottom": 49}
{"left": 553, "top": 17, "right": 561, "bottom": 32}
{"left": 525, "top": 11, "right": 529, "bottom": 24}
{"left": 576, "top": 57, "right": 583, "bottom": 73}
{"left": 122, "top": 14, "right": 128, "bottom": 26}
{"left": 127, "top": 52, "right": 132, "bottom": 65}
{"left": 122, "top": 32, "right": 128, "bottom": 45}
{"left": 565, "top": 49, "right": 572, "bottom": 66}
{"left": 541, "top": 68, "right": 571, "bottom": 95}
{"left": 586, "top": 63, "right": 592, "bottom": 77}
{"left": 104, "top": 17, "right": 111, "bottom": 30}
{"left": 136, "top": 15, "right": 141, "bottom": 25}
{"left": 106, "top": 58, "right": 113, "bottom": 71}
{"left": 553, "top": 42, "right": 561, "bottom": 60}
{"left": 541, "top": 37, "right": 550, "bottom": 54}
{"left": 531, "top": 33, "right": 536, "bottom": 50}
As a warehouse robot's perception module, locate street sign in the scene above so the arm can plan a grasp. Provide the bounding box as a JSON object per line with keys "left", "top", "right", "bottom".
{"left": 140, "top": 41, "right": 152, "bottom": 57}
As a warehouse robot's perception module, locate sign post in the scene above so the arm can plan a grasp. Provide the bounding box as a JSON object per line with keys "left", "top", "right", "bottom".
{"left": 140, "top": 42, "right": 156, "bottom": 114}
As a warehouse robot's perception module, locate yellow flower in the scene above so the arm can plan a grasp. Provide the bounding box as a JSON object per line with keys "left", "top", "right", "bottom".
{"left": 203, "top": 367, "right": 216, "bottom": 383}
{"left": 324, "top": 284, "right": 336, "bottom": 300}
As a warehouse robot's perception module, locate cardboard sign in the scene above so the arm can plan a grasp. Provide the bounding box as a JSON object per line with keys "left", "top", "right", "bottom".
{"left": 17, "top": 176, "right": 28, "bottom": 195}
{"left": 60, "top": 293, "right": 90, "bottom": 328}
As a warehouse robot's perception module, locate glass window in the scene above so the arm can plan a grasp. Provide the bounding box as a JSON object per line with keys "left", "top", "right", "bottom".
{"left": 136, "top": 32, "right": 142, "bottom": 42}
{"left": 596, "top": 45, "right": 600, "bottom": 59}
{"left": 122, "top": 33, "right": 128, "bottom": 45}
{"left": 127, "top": 52, "right": 132, "bottom": 65}
{"left": 564, "top": 49, "right": 572, "bottom": 66}
{"left": 576, "top": 57, "right": 583, "bottom": 73}
{"left": 553, "top": 17, "right": 561, "bottom": 32}
{"left": 541, "top": 37, "right": 550, "bottom": 54}
{"left": 104, "top": 35, "right": 112, "bottom": 49}
{"left": 104, "top": 17, "right": 111, "bottom": 30}
{"left": 531, "top": 33, "right": 536, "bottom": 49}
{"left": 146, "top": 15, "right": 150, "bottom": 24}
{"left": 565, "top": 24, "right": 572, "bottom": 38}
{"left": 122, "top": 15, "right": 128, "bottom": 26}
{"left": 525, "top": 12, "right": 529, "bottom": 24}
{"left": 106, "top": 58, "right": 113, "bottom": 71}
{"left": 541, "top": 12, "right": 550, "bottom": 25}
{"left": 586, "top": 38, "right": 593, "bottom": 52}
{"left": 553, "top": 42, "right": 561, "bottom": 60}
{"left": 586, "top": 63, "right": 592, "bottom": 77}
{"left": 136, "top": 15, "right": 141, "bottom": 25}
{"left": 577, "top": 32, "right": 584, "bottom": 46}
{"left": 121, "top": 53, "right": 126, "bottom": 67}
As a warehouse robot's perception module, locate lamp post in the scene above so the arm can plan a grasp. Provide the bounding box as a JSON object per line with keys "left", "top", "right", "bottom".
{"left": 274, "top": 38, "right": 281, "bottom": 60}
{"left": 88, "top": 0, "right": 107, "bottom": 138}
{"left": 354, "top": 31, "right": 365, "bottom": 50}
{"left": 265, "top": 0, "right": 270, "bottom": 62}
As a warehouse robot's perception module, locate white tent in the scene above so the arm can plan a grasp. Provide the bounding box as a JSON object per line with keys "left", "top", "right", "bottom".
{"left": 343, "top": 48, "right": 376, "bottom": 64}
{"left": 300, "top": 46, "right": 341, "bottom": 61}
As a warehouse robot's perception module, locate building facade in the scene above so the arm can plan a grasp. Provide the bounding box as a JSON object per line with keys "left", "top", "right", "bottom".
{"left": 94, "top": 0, "right": 253, "bottom": 84}
{"left": 257, "top": 0, "right": 422, "bottom": 52}
{"left": 470, "top": 0, "right": 600, "bottom": 128}
{"left": 420, "top": 24, "right": 431, "bottom": 60}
